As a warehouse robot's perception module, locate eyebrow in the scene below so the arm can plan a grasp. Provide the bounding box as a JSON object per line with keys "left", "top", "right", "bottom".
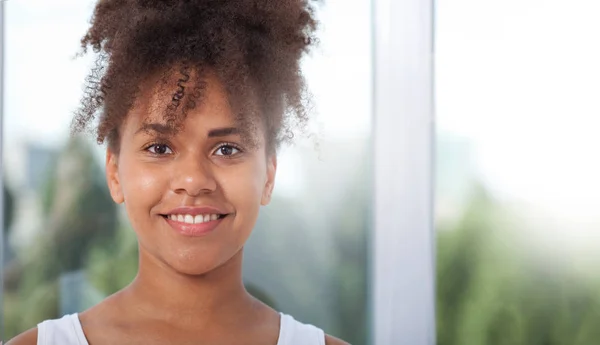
{"left": 135, "top": 123, "right": 174, "bottom": 135}
{"left": 208, "top": 127, "right": 239, "bottom": 137}
{"left": 135, "top": 123, "right": 239, "bottom": 137}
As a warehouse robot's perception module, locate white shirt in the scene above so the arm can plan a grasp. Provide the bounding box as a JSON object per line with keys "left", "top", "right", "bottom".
{"left": 36, "top": 313, "right": 325, "bottom": 345}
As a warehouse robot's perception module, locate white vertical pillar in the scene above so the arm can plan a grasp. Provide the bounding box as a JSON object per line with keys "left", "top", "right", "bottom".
{"left": 372, "top": 0, "right": 436, "bottom": 343}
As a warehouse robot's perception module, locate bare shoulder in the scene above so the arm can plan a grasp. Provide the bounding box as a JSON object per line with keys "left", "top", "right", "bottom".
{"left": 5, "top": 327, "right": 38, "bottom": 345}
{"left": 325, "top": 334, "right": 351, "bottom": 345}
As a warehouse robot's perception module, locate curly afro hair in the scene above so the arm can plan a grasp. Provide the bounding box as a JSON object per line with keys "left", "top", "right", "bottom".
{"left": 72, "top": 0, "right": 318, "bottom": 152}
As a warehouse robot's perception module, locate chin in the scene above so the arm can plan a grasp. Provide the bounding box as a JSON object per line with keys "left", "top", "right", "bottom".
{"left": 165, "top": 248, "right": 238, "bottom": 277}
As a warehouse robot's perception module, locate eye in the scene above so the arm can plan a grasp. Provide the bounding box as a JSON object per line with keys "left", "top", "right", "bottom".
{"left": 146, "top": 143, "right": 173, "bottom": 155}
{"left": 214, "top": 144, "right": 241, "bottom": 157}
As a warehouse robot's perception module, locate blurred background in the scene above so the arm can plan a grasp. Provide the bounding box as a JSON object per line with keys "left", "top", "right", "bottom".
{"left": 1, "top": 0, "right": 600, "bottom": 344}
{"left": 435, "top": 1, "right": 600, "bottom": 344}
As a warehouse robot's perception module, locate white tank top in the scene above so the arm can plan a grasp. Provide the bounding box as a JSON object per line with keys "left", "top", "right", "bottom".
{"left": 36, "top": 313, "right": 325, "bottom": 345}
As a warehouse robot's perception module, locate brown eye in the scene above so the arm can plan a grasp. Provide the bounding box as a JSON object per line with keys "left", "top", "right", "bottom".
{"left": 147, "top": 144, "right": 172, "bottom": 155}
{"left": 214, "top": 144, "right": 240, "bottom": 157}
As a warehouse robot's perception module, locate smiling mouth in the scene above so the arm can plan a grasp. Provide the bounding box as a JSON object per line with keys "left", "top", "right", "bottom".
{"left": 161, "top": 213, "right": 227, "bottom": 224}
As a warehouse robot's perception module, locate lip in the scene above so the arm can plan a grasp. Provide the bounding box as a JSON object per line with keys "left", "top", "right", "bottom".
{"left": 162, "top": 206, "right": 229, "bottom": 237}
{"left": 165, "top": 206, "right": 228, "bottom": 216}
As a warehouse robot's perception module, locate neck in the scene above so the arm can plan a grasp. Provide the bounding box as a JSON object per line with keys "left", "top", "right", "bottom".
{"left": 123, "top": 248, "right": 256, "bottom": 328}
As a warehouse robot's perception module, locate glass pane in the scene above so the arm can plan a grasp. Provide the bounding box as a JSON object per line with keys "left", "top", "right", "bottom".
{"left": 435, "top": 1, "right": 600, "bottom": 344}
{"left": 2, "top": 1, "right": 371, "bottom": 343}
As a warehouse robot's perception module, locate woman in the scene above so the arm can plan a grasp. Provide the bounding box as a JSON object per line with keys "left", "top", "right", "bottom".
{"left": 8, "top": 0, "right": 348, "bottom": 344}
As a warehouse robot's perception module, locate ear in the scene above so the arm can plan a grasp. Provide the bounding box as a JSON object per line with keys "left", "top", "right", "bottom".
{"left": 260, "top": 155, "right": 277, "bottom": 206}
{"left": 106, "top": 149, "right": 124, "bottom": 204}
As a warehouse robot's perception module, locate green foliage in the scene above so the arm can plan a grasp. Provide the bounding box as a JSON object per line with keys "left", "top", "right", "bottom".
{"left": 436, "top": 185, "right": 600, "bottom": 345}
{"left": 3, "top": 137, "right": 118, "bottom": 339}
{"left": 3, "top": 183, "right": 14, "bottom": 233}
{"left": 329, "top": 161, "right": 369, "bottom": 345}
{"left": 245, "top": 178, "right": 368, "bottom": 345}
{"left": 85, "top": 220, "right": 139, "bottom": 294}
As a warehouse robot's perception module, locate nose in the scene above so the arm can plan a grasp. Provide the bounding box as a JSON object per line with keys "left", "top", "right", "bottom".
{"left": 170, "top": 154, "right": 217, "bottom": 197}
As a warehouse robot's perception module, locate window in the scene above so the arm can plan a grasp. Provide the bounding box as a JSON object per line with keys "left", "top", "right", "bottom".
{"left": 435, "top": 1, "right": 600, "bottom": 344}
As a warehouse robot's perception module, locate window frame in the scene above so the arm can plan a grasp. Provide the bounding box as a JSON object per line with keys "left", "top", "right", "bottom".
{"left": 371, "top": 0, "right": 436, "bottom": 343}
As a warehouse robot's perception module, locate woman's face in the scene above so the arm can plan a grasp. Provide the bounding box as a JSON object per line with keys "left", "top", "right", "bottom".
{"left": 105, "top": 72, "right": 276, "bottom": 275}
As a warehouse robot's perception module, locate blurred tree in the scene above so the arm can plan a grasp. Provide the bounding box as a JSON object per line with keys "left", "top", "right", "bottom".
{"left": 243, "top": 142, "right": 370, "bottom": 344}
{"left": 436, "top": 184, "right": 600, "bottom": 345}
{"left": 328, "top": 159, "right": 369, "bottom": 345}
{"left": 2, "top": 183, "right": 17, "bottom": 285}
{"left": 3, "top": 183, "right": 14, "bottom": 234}
{"left": 436, "top": 185, "right": 493, "bottom": 345}
{"left": 4, "top": 136, "right": 117, "bottom": 338}
{"left": 245, "top": 197, "right": 327, "bottom": 325}
{"left": 85, "top": 220, "right": 139, "bottom": 294}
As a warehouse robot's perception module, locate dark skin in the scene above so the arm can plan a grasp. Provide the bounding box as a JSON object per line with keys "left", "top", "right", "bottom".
{"left": 7, "top": 72, "right": 348, "bottom": 345}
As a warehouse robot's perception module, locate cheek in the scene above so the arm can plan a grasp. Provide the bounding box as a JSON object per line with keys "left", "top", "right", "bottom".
{"left": 119, "top": 158, "right": 166, "bottom": 217}
{"left": 219, "top": 161, "right": 267, "bottom": 220}
{"left": 233, "top": 160, "right": 266, "bottom": 199}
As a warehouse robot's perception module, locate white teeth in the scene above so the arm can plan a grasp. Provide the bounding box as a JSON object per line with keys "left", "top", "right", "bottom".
{"left": 169, "top": 214, "right": 222, "bottom": 224}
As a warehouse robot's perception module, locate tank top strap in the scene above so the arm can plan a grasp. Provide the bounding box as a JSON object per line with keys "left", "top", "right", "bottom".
{"left": 36, "top": 312, "right": 322, "bottom": 345}
{"left": 277, "top": 313, "right": 326, "bottom": 345}
{"left": 37, "top": 314, "right": 89, "bottom": 345}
